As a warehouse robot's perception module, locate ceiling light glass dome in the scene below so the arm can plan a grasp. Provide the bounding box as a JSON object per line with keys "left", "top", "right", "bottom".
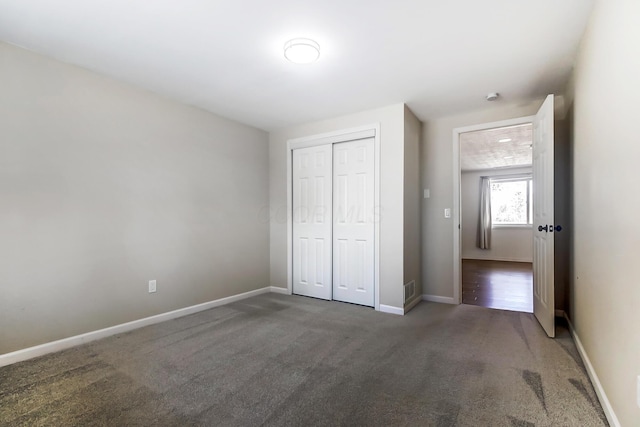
{"left": 284, "top": 38, "right": 320, "bottom": 64}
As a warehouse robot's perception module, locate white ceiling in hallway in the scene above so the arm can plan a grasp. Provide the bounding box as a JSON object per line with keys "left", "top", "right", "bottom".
{"left": 460, "top": 124, "right": 533, "bottom": 171}
{"left": 0, "top": 0, "right": 595, "bottom": 131}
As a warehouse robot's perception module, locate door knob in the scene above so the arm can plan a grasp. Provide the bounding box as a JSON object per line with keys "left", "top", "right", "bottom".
{"left": 554, "top": 225, "right": 562, "bottom": 232}
{"left": 538, "top": 225, "right": 548, "bottom": 232}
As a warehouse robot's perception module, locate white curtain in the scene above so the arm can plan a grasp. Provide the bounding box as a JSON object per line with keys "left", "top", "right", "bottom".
{"left": 478, "top": 177, "right": 492, "bottom": 249}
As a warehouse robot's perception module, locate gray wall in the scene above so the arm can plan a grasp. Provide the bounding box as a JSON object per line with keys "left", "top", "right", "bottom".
{"left": 569, "top": 0, "right": 640, "bottom": 424}
{"left": 403, "top": 106, "right": 422, "bottom": 303}
{"left": 421, "top": 100, "right": 544, "bottom": 298}
{"left": 461, "top": 167, "right": 533, "bottom": 263}
{"left": 269, "top": 104, "right": 406, "bottom": 308}
{"left": 0, "top": 42, "right": 270, "bottom": 354}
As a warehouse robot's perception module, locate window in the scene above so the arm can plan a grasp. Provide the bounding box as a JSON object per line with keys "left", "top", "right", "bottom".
{"left": 490, "top": 176, "right": 532, "bottom": 226}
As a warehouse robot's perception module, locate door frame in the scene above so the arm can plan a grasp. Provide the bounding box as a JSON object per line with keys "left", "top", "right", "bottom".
{"left": 286, "top": 124, "right": 381, "bottom": 311}
{"left": 452, "top": 116, "right": 535, "bottom": 304}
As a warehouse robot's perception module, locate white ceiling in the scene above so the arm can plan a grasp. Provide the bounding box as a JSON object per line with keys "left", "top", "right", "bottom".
{"left": 460, "top": 124, "right": 532, "bottom": 171}
{"left": 0, "top": 0, "right": 594, "bottom": 131}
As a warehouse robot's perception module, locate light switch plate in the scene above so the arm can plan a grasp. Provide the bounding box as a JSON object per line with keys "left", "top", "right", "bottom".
{"left": 424, "top": 189, "right": 430, "bottom": 199}
{"left": 149, "top": 280, "right": 157, "bottom": 293}
{"left": 444, "top": 208, "right": 451, "bottom": 218}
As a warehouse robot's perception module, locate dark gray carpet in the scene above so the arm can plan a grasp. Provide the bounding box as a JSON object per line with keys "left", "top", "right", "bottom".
{"left": 0, "top": 293, "right": 607, "bottom": 426}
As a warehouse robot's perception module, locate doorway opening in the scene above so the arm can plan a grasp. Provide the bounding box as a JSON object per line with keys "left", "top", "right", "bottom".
{"left": 452, "top": 95, "right": 556, "bottom": 336}
{"left": 458, "top": 122, "right": 534, "bottom": 313}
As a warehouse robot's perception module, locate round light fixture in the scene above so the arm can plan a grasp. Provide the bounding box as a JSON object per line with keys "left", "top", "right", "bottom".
{"left": 284, "top": 38, "right": 320, "bottom": 64}
{"left": 486, "top": 92, "right": 499, "bottom": 101}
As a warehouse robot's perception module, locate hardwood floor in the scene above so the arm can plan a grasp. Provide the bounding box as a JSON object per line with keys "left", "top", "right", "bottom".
{"left": 462, "top": 259, "right": 533, "bottom": 313}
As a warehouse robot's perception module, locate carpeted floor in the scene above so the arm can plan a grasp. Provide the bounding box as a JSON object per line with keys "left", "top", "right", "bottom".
{"left": 0, "top": 293, "right": 607, "bottom": 426}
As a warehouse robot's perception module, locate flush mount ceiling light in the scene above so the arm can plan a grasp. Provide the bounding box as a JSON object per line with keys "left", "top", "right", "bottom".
{"left": 486, "top": 92, "right": 500, "bottom": 101}
{"left": 498, "top": 138, "right": 512, "bottom": 143}
{"left": 284, "top": 38, "right": 320, "bottom": 64}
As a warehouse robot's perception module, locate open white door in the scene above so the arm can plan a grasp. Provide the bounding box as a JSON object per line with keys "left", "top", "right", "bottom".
{"left": 533, "top": 94, "right": 555, "bottom": 337}
{"left": 292, "top": 145, "right": 333, "bottom": 300}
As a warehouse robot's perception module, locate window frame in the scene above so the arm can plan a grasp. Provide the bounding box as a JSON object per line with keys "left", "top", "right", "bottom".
{"left": 489, "top": 174, "right": 533, "bottom": 228}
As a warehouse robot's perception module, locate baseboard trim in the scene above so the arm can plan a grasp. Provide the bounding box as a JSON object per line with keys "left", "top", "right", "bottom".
{"left": 269, "top": 286, "right": 290, "bottom": 295}
{"left": 379, "top": 304, "right": 404, "bottom": 315}
{"left": 422, "top": 294, "right": 457, "bottom": 304}
{"left": 404, "top": 295, "right": 422, "bottom": 314}
{"left": 462, "top": 257, "right": 532, "bottom": 263}
{"left": 0, "top": 286, "right": 273, "bottom": 368}
{"left": 564, "top": 314, "right": 621, "bottom": 427}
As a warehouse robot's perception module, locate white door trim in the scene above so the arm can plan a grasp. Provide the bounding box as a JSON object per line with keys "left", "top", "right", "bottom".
{"left": 287, "top": 124, "right": 381, "bottom": 311}
{"left": 451, "top": 116, "right": 535, "bottom": 304}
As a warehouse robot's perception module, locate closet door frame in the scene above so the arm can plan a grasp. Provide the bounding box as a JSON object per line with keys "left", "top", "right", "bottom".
{"left": 286, "top": 124, "right": 381, "bottom": 311}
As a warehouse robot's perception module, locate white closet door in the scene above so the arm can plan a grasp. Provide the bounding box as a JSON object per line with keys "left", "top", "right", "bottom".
{"left": 333, "top": 138, "right": 375, "bottom": 307}
{"left": 292, "top": 145, "right": 333, "bottom": 300}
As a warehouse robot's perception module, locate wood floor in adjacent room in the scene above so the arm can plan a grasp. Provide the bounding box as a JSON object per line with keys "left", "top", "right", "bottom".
{"left": 462, "top": 259, "right": 533, "bottom": 313}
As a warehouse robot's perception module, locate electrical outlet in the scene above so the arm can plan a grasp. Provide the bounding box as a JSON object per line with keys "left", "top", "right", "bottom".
{"left": 149, "top": 280, "right": 157, "bottom": 293}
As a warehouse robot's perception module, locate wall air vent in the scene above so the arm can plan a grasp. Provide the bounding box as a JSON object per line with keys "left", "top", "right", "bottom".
{"left": 404, "top": 280, "right": 416, "bottom": 303}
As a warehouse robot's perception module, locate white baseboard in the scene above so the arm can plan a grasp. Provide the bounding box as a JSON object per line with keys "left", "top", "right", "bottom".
{"left": 269, "top": 286, "right": 290, "bottom": 295}
{"left": 0, "top": 286, "right": 273, "bottom": 368}
{"left": 379, "top": 304, "right": 404, "bottom": 315}
{"left": 404, "top": 295, "right": 422, "bottom": 314}
{"left": 422, "top": 294, "right": 457, "bottom": 304}
{"left": 564, "top": 314, "right": 621, "bottom": 427}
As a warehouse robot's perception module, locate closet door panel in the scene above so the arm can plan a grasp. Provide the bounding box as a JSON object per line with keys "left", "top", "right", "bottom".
{"left": 292, "top": 145, "right": 332, "bottom": 300}
{"left": 332, "top": 138, "right": 375, "bottom": 307}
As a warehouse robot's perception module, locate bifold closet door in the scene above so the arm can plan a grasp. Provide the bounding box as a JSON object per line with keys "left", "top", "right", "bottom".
{"left": 292, "top": 145, "right": 333, "bottom": 300}
{"left": 333, "top": 138, "right": 375, "bottom": 307}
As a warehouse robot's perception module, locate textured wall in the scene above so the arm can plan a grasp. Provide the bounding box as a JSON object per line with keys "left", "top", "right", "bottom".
{"left": 570, "top": 0, "right": 640, "bottom": 424}
{"left": 404, "top": 106, "right": 422, "bottom": 301}
{"left": 0, "top": 42, "right": 270, "bottom": 354}
{"left": 421, "top": 101, "right": 543, "bottom": 298}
